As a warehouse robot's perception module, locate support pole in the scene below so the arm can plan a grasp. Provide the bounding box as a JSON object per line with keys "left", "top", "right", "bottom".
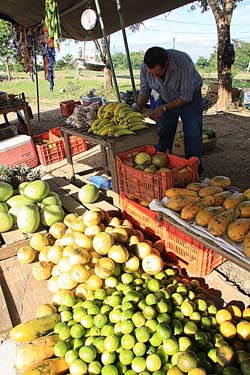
{"left": 34, "top": 37, "right": 41, "bottom": 121}
{"left": 116, "top": 0, "right": 137, "bottom": 104}
{"left": 94, "top": 0, "right": 121, "bottom": 102}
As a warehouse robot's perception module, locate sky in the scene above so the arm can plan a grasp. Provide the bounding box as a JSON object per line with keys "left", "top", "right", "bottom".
{"left": 57, "top": 1, "right": 250, "bottom": 63}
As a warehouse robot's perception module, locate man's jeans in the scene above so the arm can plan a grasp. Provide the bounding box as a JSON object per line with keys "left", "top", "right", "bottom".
{"left": 156, "top": 90, "right": 203, "bottom": 174}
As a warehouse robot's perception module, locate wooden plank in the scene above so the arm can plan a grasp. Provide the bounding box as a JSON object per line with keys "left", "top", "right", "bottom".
{"left": 0, "top": 257, "right": 52, "bottom": 330}
{"left": 1, "top": 229, "right": 27, "bottom": 245}
{"left": 0, "top": 281, "right": 12, "bottom": 335}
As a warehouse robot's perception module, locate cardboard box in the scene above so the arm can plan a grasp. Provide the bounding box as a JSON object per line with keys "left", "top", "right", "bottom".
{"left": 173, "top": 137, "right": 216, "bottom": 157}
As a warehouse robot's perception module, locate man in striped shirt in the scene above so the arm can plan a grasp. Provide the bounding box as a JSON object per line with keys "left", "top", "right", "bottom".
{"left": 136, "top": 46, "right": 203, "bottom": 174}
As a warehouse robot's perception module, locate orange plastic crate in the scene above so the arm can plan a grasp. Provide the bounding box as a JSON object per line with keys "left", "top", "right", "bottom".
{"left": 32, "top": 132, "right": 65, "bottom": 166}
{"left": 49, "top": 127, "right": 87, "bottom": 156}
{"left": 116, "top": 145, "right": 198, "bottom": 202}
{"left": 60, "top": 100, "right": 81, "bottom": 117}
{"left": 161, "top": 221, "right": 225, "bottom": 276}
{"left": 120, "top": 193, "right": 162, "bottom": 238}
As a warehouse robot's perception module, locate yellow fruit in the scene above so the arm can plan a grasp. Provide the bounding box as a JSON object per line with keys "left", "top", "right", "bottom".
{"left": 17, "top": 246, "right": 36, "bottom": 264}
{"left": 135, "top": 241, "right": 152, "bottom": 259}
{"left": 95, "top": 257, "right": 116, "bottom": 279}
{"left": 237, "top": 321, "right": 250, "bottom": 340}
{"left": 92, "top": 232, "right": 114, "bottom": 255}
{"left": 87, "top": 274, "right": 103, "bottom": 290}
{"left": 32, "top": 261, "right": 53, "bottom": 280}
{"left": 108, "top": 244, "right": 129, "bottom": 263}
{"left": 83, "top": 210, "right": 101, "bottom": 226}
{"left": 220, "top": 321, "right": 237, "bottom": 339}
{"left": 142, "top": 254, "right": 163, "bottom": 275}
{"left": 49, "top": 222, "right": 67, "bottom": 239}
{"left": 35, "top": 303, "right": 57, "bottom": 318}
{"left": 70, "top": 264, "right": 90, "bottom": 283}
{"left": 216, "top": 309, "right": 233, "bottom": 325}
{"left": 47, "top": 245, "right": 63, "bottom": 264}
{"left": 29, "top": 233, "right": 49, "bottom": 251}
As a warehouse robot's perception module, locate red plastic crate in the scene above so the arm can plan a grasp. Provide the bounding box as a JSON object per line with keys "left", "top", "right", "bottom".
{"left": 120, "top": 193, "right": 163, "bottom": 238}
{"left": 49, "top": 127, "right": 87, "bottom": 156}
{"left": 60, "top": 100, "right": 81, "bottom": 117}
{"left": 116, "top": 145, "right": 198, "bottom": 202}
{"left": 32, "top": 132, "right": 65, "bottom": 166}
{"left": 161, "top": 220, "right": 225, "bottom": 276}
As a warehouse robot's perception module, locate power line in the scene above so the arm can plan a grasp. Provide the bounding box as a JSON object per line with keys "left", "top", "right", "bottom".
{"left": 144, "top": 27, "right": 250, "bottom": 36}
{"left": 152, "top": 17, "right": 250, "bottom": 27}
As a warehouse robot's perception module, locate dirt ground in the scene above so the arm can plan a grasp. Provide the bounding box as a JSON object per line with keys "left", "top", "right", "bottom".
{"left": 29, "top": 107, "right": 250, "bottom": 297}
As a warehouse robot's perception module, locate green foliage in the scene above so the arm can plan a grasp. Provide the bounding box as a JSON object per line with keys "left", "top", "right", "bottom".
{"left": 0, "top": 20, "right": 15, "bottom": 63}
{"left": 113, "top": 51, "right": 144, "bottom": 70}
{"left": 233, "top": 39, "right": 250, "bottom": 71}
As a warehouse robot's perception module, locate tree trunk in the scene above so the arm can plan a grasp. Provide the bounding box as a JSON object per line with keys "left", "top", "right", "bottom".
{"left": 216, "top": 26, "right": 232, "bottom": 110}
{"left": 104, "top": 66, "right": 112, "bottom": 90}
{"left": 5, "top": 60, "right": 11, "bottom": 80}
{"left": 208, "top": 0, "right": 234, "bottom": 111}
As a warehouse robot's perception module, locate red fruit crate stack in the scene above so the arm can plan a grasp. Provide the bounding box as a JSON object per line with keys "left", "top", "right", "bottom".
{"left": 32, "top": 132, "right": 65, "bottom": 166}
{"left": 49, "top": 127, "right": 87, "bottom": 156}
{"left": 60, "top": 100, "right": 81, "bottom": 117}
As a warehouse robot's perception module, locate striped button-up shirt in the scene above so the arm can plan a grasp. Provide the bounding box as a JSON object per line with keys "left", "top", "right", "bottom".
{"left": 139, "top": 49, "right": 202, "bottom": 103}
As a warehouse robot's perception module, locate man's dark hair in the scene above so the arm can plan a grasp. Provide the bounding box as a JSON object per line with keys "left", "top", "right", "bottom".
{"left": 144, "top": 47, "right": 168, "bottom": 68}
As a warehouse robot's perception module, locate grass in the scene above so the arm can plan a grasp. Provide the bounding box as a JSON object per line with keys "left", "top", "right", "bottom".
{"left": 1, "top": 68, "right": 249, "bottom": 116}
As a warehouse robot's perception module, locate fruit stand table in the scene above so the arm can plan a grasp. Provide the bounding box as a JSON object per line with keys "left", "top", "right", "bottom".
{"left": 61, "top": 124, "right": 158, "bottom": 195}
{"left": 0, "top": 100, "right": 32, "bottom": 136}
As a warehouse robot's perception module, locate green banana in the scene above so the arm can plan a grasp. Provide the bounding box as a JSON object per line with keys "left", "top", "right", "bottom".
{"left": 97, "top": 105, "right": 105, "bottom": 119}
{"left": 109, "top": 128, "right": 135, "bottom": 137}
{"left": 124, "top": 111, "right": 144, "bottom": 121}
{"left": 95, "top": 119, "right": 112, "bottom": 130}
{"left": 118, "top": 108, "right": 133, "bottom": 118}
{"left": 114, "top": 103, "right": 130, "bottom": 116}
{"left": 96, "top": 123, "right": 116, "bottom": 135}
{"left": 129, "top": 123, "right": 148, "bottom": 131}
{"left": 90, "top": 118, "right": 102, "bottom": 130}
{"left": 99, "top": 125, "right": 117, "bottom": 136}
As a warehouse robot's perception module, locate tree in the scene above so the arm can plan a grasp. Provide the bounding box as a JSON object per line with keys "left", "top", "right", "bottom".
{"left": 0, "top": 20, "right": 15, "bottom": 80}
{"left": 62, "top": 53, "right": 74, "bottom": 70}
{"left": 94, "top": 37, "right": 113, "bottom": 90}
{"left": 196, "top": 56, "right": 210, "bottom": 69}
{"left": 233, "top": 39, "right": 250, "bottom": 71}
{"left": 195, "top": 0, "right": 243, "bottom": 110}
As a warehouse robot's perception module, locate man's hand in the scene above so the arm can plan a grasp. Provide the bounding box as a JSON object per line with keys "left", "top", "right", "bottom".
{"left": 149, "top": 105, "right": 166, "bottom": 121}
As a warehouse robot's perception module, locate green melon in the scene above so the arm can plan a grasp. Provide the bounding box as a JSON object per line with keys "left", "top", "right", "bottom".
{"left": 17, "top": 203, "right": 40, "bottom": 233}
{"left": 6, "top": 194, "right": 30, "bottom": 208}
{"left": 0, "top": 212, "right": 13, "bottom": 232}
{"left": 78, "top": 183, "right": 99, "bottom": 204}
{"left": 18, "top": 181, "right": 30, "bottom": 195}
{"left": 23, "top": 180, "right": 50, "bottom": 202}
{"left": 40, "top": 204, "right": 64, "bottom": 227}
{"left": 40, "top": 193, "right": 62, "bottom": 208}
{"left": 0, "top": 181, "right": 13, "bottom": 202}
{"left": 0, "top": 202, "right": 9, "bottom": 213}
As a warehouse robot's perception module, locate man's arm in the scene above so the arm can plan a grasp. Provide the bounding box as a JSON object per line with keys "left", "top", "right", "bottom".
{"left": 149, "top": 97, "right": 187, "bottom": 121}
{"left": 136, "top": 93, "right": 150, "bottom": 112}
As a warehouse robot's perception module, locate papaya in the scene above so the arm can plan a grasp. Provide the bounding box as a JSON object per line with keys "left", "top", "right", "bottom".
{"left": 239, "top": 201, "right": 250, "bottom": 218}
{"left": 213, "top": 191, "right": 232, "bottom": 206}
{"left": 21, "top": 358, "right": 68, "bottom": 375}
{"left": 196, "top": 206, "right": 225, "bottom": 227}
{"left": 186, "top": 182, "right": 208, "bottom": 192}
{"left": 208, "top": 207, "right": 241, "bottom": 236}
{"left": 243, "top": 188, "right": 250, "bottom": 201}
{"left": 165, "top": 188, "right": 198, "bottom": 198}
{"left": 227, "top": 218, "right": 250, "bottom": 243}
{"left": 181, "top": 195, "right": 215, "bottom": 221}
{"left": 14, "top": 334, "right": 60, "bottom": 371}
{"left": 10, "top": 313, "right": 60, "bottom": 343}
{"left": 223, "top": 193, "right": 244, "bottom": 210}
{"left": 17, "top": 203, "right": 40, "bottom": 233}
{"left": 209, "top": 176, "right": 231, "bottom": 188}
{"left": 243, "top": 232, "right": 250, "bottom": 257}
{"left": 199, "top": 186, "right": 223, "bottom": 197}
{"left": 166, "top": 195, "right": 200, "bottom": 212}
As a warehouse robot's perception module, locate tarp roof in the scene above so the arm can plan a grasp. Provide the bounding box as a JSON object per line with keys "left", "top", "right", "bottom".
{"left": 0, "top": 0, "right": 194, "bottom": 40}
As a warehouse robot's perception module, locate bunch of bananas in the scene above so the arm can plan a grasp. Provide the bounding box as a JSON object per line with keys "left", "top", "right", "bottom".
{"left": 88, "top": 102, "right": 149, "bottom": 137}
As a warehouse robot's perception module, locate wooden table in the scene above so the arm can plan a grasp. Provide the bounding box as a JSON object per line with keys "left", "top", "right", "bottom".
{"left": 61, "top": 124, "right": 158, "bottom": 194}
{"left": 0, "top": 101, "right": 32, "bottom": 136}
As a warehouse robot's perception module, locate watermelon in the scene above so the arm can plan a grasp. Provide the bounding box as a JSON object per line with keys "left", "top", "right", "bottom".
{"left": 78, "top": 183, "right": 99, "bottom": 204}
{"left": 0, "top": 181, "right": 13, "bottom": 202}
{"left": 23, "top": 180, "right": 50, "bottom": 202}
